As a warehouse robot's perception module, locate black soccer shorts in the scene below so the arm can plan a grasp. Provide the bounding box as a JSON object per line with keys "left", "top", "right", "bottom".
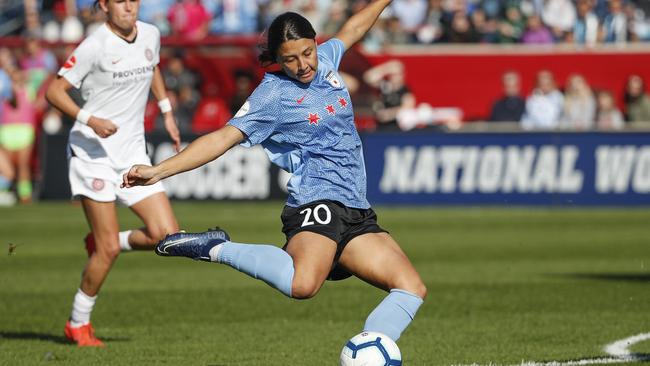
{"left": 280, "top": 200, "right": 388, "bottom": 281}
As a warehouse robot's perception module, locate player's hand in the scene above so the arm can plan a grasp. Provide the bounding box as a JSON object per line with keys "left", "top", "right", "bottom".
{"left": 121, "top": 164, "right": 159, "bottom": 188}
{"left": 163, "top": 113, "right": 181, "bottom": 152}
{"left": 88, "top": 116, "right": 118, "bottom": 138}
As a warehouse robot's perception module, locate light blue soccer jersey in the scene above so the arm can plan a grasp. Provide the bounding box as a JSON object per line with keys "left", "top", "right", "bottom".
{"left": 228, "top": 38, "right": 370, "bottom": 209}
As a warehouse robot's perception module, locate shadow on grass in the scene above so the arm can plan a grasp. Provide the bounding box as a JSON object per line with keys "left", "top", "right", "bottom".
{"left": 551, "top": 273, "right": 650, "bottom": 283}
{"left": 0, "top": 331, "right": 130, "bottom": 344}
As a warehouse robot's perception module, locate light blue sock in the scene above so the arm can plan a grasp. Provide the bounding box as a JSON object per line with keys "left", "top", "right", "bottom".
{"left": 216, "top": 242, "right": 295, "bottom": 297}
{"left": 363, "top": 289, "right": 423, "bottom": 342}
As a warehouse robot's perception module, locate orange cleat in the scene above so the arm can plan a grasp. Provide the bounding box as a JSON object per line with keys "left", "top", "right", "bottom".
{"left": 84, "top": 233, "right": 96, "bottom": 257}
{"left": 64, "top": 321, "right": 105, "bottom": 347}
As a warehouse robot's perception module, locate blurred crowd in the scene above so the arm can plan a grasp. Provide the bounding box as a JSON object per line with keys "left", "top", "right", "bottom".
{"left": 1, "top": 0, "right": 650, "bottom": 205}
{"left": 489, "top": 70, "right": 650, "bottom": 130}
{"left": 361, "top": 60, "right": 650, "bottom": 131}
{"left": 1, "top": 0, "right": 649, "bottom": 46}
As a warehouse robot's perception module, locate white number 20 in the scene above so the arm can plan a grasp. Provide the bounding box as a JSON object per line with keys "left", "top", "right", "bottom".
{"left": 300, "top": 204, "right": 332, "bottom": 227}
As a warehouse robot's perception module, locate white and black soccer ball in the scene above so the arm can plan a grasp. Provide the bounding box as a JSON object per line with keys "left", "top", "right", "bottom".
{"left": 340, "top": 331, "right": 402, "bottom": 366}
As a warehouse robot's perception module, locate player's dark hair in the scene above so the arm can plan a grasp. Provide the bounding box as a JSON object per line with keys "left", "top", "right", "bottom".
{"left": 258, "top": 12, "right": 316, "bottom": 67}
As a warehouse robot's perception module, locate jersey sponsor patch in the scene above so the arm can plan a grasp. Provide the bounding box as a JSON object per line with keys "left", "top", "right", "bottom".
{"left": 234, "top": 100, "right": 250, "bottom": 118}
{"left": 325, "top": 71, "right": 341, "bottom": 88}
{"left": 63, "top": 55, "right": 76, "bottom": 69}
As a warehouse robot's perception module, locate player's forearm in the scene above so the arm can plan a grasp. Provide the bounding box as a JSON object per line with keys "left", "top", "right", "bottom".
{"left": 337, "top": 0, "right": 392, "bottom": 48}
{"left": 151, "top": 67, "right": 167, "bottom": 102}
{"left": 45, "top": 79, "right": 81, "bottom": 119}
{"left": 153, "top": 126, "right": 244, "bottom": 180}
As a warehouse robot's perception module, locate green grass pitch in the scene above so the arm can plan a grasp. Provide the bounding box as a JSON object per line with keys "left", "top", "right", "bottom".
{"left": 1, "top": 202, "right": 649, "bottom": 365}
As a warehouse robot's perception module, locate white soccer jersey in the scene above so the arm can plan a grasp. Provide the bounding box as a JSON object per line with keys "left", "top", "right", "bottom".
{"left": 58, "top": 21, "right": 160, "bottom": 169}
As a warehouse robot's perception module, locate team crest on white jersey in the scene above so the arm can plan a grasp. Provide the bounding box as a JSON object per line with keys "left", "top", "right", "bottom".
{"left": 235, "top": 101, "right": 250, "bottom": 118}
{"left": 91, "top": 178, "right": 105, "bottom": 191}
{"left": 325, "top": 71, "right": 341, "bottom": 88}
{"left": 145, "top": 48, "right": 153, "bottom": 62}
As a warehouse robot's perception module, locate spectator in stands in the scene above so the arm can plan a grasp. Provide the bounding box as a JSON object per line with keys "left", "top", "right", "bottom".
{"left": 42, "top": 0, "right": 84, "bottom": 43}
{"left": 167, "top": 0, "right": 210, "bottom": 41}
{"left": 542, "top": 0, "right": 576, "bottom": 41}
{"left": 522, "top": 70, "right": 564, "bottom": 130}
{"left": 229, "top": 69, "right": 255, "bottom": 115}
{"left": 471, "top": 8, "right": 499, "bottom": 43}
{"left": 0, "top": 69, "right": 37, "bottom": 203}
{"left": 138, "top": 0, "right": 174, "bottom": 36}
{"left": 481, "top": 0, "right": 502, "bottom": 19}
{"left": 601, "top": 0, "right": 627, "bottom": 43}
{"left": 569, "top": 0, "right": 599, "bottom": 45}
{"left": 498, "top": 6, "right": 525, "bottom": 43}
{"left": 386, "top": 15, "right": 414, "bottom": 44}
{"left": 0, "top": 52, "right": 11, "bottom": 103}
{"left": 363, "top": 59, "right": 415, "bottom": 131}
{"left": 162, "top": 53, "right": 199, "bottom": 94}
{"left": 444, "top": 11, "right": 479, "bottom": 43}
{"left": 23, "top": 9, "right": 43, "bottom": 38}
{"left": 363, "top": 13, "right": 390, "bottom": 51}
{"left": 392, "top": 0, "right": 428, "bottom": 40}
{"left": 0, "top": 147, "right": 15, "bottom": 206}
{"left": 624, "top": 74, "right": 650, "bottom": 122}
{"left": 416, "top": 0, "right": 445, "bottom": 44}
{"left": 595, "top": 90, "right": 625, "bottom": 130}
{"left": 175, "top": 84, "right": 200, "bottom": 132}
{"left": 20, "top": 35, "right": 57, "bottom": 99}
{"left": 625, "top": 1, "right": 650, "bottom": 41}
{"left": 593, "top": 0, "right": 609, "bottom": 19}
{"left": 322, "top": 0, "right": 349, "bottom": 36}
{"left": 633, "top": 0, "right": 650, "bottom": 15}
{"left": 521, "top": 14, "right": 554, "bottom": 44}
{"left": 192, "top": 82, "right": 231, "bottom": 133}
{"left": 203, "top": 0, "right": 260, "bottom": 35}
{"left": 562, "top": 74, "right": 596, "bottom": 130}
{"left": 298, "top": 0, "right": 329, "bottom": 35}
{"left": 0, "top": 48, "right": 16, "bottom": 127}
{"left": 490, "top": 71, "right": 526, "bottom": 122}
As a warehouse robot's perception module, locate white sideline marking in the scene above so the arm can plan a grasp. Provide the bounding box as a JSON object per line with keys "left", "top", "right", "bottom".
{"left": 604, "top": 332, "right": 650, "bottom": 357}
{"left": 455, "top": 332, "right": 650, "bottom": 366}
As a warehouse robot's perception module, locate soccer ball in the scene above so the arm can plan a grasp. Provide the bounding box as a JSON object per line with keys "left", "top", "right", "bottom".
{"left": 340, "top": 331, "right": 402, "bottom": 366}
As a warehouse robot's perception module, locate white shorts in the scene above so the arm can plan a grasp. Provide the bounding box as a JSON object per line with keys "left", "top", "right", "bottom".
{"left": 68, "top": 155, "right": 165, "bottom": 207}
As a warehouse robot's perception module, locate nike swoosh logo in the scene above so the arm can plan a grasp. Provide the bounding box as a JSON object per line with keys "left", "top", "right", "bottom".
{"left": 158, "top": 237, "right": 195, "bottom": 254}
{"left": 297, "top": 94, "right": 307, "bottom": 104}
{"left": 112, "top": 59, "right": 122, "bottom": 64}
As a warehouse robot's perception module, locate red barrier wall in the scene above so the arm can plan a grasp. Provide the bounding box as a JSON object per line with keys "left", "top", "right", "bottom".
{"left": 363, "top": 46, "right": 650, "bottom": 120}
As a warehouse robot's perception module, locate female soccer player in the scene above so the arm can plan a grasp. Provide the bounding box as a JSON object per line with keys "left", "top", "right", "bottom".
{"left": 123, "top": 0, "right": 426, "bottom": 343}
{"left": 46, "top": 0, "right": 180, "bottom": 346}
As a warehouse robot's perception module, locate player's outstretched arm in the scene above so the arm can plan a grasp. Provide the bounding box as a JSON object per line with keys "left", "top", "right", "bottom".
{"left": 335, "top": 0, "right": 392, "bottom": 50}
{"left": 122, "top": 125, "right": 244, "bottom": 188}
{"left": 46, "top": 77, "right": 118, "bottom": 138}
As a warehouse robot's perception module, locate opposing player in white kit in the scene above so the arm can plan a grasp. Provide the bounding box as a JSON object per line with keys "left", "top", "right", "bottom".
{"left": 45, "top": 0, "right": 179, "bottom": 347}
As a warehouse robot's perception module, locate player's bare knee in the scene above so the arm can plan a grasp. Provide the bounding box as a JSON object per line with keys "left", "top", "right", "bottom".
{"left": 394, "top": 276, "right": 427, "bottom": 300}
{"left": 96, "top": 242, "right": 120, "bottom": 261}
{"left": 291, "top": 278, "right": 321, "bottom": 299}
{"left": 412, "top": 281, "right": 427, "bottom": 300}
